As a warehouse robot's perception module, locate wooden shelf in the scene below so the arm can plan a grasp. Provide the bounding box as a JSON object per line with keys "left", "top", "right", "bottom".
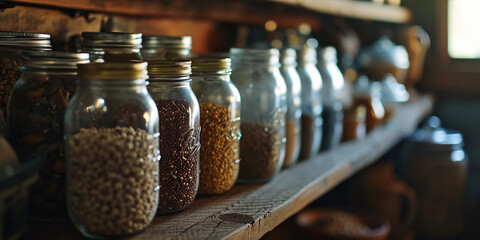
{"left": 5, "top": 0, "right": 411, "bottom": 27}
{"left": 23, "top": 94, "right": 433, "bottom": 240}
{"left": 272, "top": 0, "right": 413, "bottom": 23}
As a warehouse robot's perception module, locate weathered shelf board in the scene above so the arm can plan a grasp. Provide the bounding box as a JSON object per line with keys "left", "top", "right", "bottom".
{"left": 272, "top": 0, "right": 412, "bottom": 23}
{"left": 24, "top": 94, "right": 433, "bottom": 240}
{"left": 4, "top": 0, "right": 411, "bottom": 26}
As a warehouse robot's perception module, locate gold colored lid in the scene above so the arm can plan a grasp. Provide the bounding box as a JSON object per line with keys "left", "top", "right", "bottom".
{"left": 191, "top": 57, "right": 231, "bottom": 72}
{"left": 147, "top": 59, "right": 191, "bottom": 76}
{"left": 142, "top": 35, "right": 192, "bottom": 49}
{"left": 78, "top": 62, "right": 148, "bottom": 79}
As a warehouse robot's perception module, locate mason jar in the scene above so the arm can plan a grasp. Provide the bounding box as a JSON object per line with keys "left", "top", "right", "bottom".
{"left": 296, "top": 46, "right": 323, "bottom": 159}
{"left": 0, "top": 31, "right": 51, "bottom": 121}
{"left": 81, "top": 32, "right": 143, "bottom": 62}
{"left": 141, "top": 35, "right": 192, "bottom": 60}
{"left": 318, "top": 46, "right": 345, "bottom": 151}
{"left": 279, "top": 48, "right": 302, "bottom": 168}
{"left": 8, "top": 51, "right": 89, "bottom": 221}
{"left": 230, "top": 48, "right": 287, "bottom": 183}
{"left": 190, "top": 57, "right": 241, "bottom": 195}
{"left": 146, "top": 59, "right": 200, "bottom": 214}
{"left": 65, "top": 62, "right": 160, "bottom": 238}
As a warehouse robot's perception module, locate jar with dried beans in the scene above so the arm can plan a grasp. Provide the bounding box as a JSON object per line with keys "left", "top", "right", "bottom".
{"left": 64, "top": 62, "right": 160, "bottom": 238}
{"left": 0, "top": 31, "right": 51, "bottom": 122}
{"left": 8, "top": 51, "right": 89, "bottom": 221}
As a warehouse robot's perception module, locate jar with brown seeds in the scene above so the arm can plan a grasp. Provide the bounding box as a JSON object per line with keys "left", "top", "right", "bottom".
{"left": 0, "top": 32, "right": 51, "bottom": 121}
{"left": 65, "top": 62, "right": 160, "bottom": 238}
{"left": 7, "top": 51, "right": 89, "bottom": 221}
{"left": 191, "top": 57, "right": 241, "bottom": 195}
{"left": 230, "top": 48, "right": 287, "bottom": 183}
{"left": 146, "top": 59, "right": 200, "bottom": 214}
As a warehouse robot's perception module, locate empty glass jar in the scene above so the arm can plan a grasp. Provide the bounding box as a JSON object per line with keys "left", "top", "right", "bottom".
{"left": 65, "top": 62, "right": 160, "bottom": 238}
{"left": 318, "top": 46, "right": 345, "bottom": 151}
{"left": 8, "top": 51, "right": 89, "bottom": 221}
{"left": 279, "top": 48, "right": 302, "bottom": 168}
{"left": 141, "top": 35, "right": 192, "bottom": 60}
{"left": 147, "top": 59, "right": 200, "bottom": 214}
{"left": 230, "top": 48, "right": 287, "bottom": 182}
{"left": 81, "top": 32, "right": 143, "bottom": 62}
{"left": 191, "top": 57, "right": 241, "bottom": 195}
{"left": 296, "top": 46, "right": 323, "bottom": 159}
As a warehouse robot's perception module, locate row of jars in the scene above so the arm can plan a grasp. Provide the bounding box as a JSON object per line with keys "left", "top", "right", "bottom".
{"left": 0, "top": 31, "right": 386, "bottom": 239}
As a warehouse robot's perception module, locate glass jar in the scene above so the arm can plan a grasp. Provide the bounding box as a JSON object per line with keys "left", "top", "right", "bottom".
{"left": 296, "top": 46, "right": 323, "bottom": 159}
{"left": 230, "top": 48, "right": 287, "bottom": 183}
{"left": 353, "top": 76, "right": 385, "bottom": 132}
{"left": 342, "top": 105, "right": 366, "bottom": 141}
{"left": 141, "top": 35, "right": 192, "bottom": 60}
{"left": 191, "top": 57, "right": 241, "bottom": 195}
{"left": 279, "top": 48, "right": 302, "bottom": 168}
{"left": 7, "top": 51, "right": 89, "bottom": 221}
{"left": 146, "top": 60, "right": 200, "bottom": 214}
{"left": 65, "top": 62, "right": 160, "bottom": 238}
{"left": 81, "top": 32, "right": 143, "bottom": 62}
{"left": 402, "top": 116, "right": 467, "bottom": 239}
{"left": 0, "top": 32, "right": 51, "bottom": 121}
{"left": 318, "top": 47, "right": 345, "bottom": 150}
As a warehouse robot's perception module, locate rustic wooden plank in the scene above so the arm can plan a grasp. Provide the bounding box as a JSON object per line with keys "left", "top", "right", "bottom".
{"left": 272, "top": 0, "right": 412, "bottom": 23}
{"left": 4, "top": 0, "right": 322, "bottom": 30}
{"left": 23, "top": 94, "right": 433, "bottom": 240}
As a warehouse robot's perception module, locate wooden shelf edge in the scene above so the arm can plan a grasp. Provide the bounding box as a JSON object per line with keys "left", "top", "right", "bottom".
{"left": 24, "top": 94, "right": 433, "bottom": 240}
{"left": 271, "top": 0, "right": 413, "bottom": 23}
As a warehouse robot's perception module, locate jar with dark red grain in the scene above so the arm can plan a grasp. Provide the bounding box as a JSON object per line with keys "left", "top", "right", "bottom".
{"left": 146, "top": 59, "right": 200, "bottom": 214}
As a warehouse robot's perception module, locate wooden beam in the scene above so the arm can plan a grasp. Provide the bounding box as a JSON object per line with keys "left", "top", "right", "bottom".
{"left": 272, "top": 0, "right": 412, "bottom": 23}
{"left": 24, "top": 94, "right": 433, "bottom": 240}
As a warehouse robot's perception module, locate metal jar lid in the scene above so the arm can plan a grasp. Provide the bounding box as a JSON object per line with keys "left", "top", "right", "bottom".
{"left": 142, "top": 35, "right": 192, "bottom": 49}
{"left": 147, "top": 59, "right": 191, "bottom": 78}
{"left": 191, "top": 57, "right": 231, "bottom": 74}
{"left": 0, "top": 31, "right": 51, "bottom": 48}
{"left": 78, "top": 62, "right": 148, "bottom": 80}
{"left": 230, "top": 48, "right": 280, "bottom": 67}
{"left": 81, "top": 32, "right": 142, "bottom": 49}
{"left": 22, "top": 51, "right": 89, "bottom": 71}
{"left": 280, "top": 48, "right": 297, "bottom": 67}
{"left": 407, "top": 116, "right": 464, "bottom": 151}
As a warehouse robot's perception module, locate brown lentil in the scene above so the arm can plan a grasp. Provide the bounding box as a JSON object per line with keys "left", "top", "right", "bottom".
{"left": 155, "top": 99, "right": 200, "bottom": 214}
{"left": 198, "top": 102, "right": 240, "bottom": 195}
{"left": 238, "top": 121, "right": 283, "bottom": 182}
{"left": 0, "top": 52, "right": 22, "bottom": 119}
{"left": 67, "top": 126, "right": 159, "bottom": 237}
